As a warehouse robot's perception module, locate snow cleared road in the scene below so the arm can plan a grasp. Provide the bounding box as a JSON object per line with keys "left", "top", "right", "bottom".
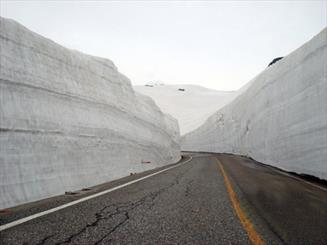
{"left": 1, "top": 153, "right": 326, "bottom": 245}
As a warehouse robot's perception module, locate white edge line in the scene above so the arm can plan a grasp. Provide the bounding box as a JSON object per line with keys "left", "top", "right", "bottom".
{"left": 0, "top": 156, "right": 193, "bottom": 232}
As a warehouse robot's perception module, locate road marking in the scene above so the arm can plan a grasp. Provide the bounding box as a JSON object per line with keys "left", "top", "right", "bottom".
{"left": 216, "top": 158, "right": 265, "bottom": 245}
{"left": 0, "top": 156, "right": 193, "bottom": 232}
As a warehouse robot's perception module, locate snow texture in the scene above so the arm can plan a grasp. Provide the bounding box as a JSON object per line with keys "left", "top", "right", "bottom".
{"left": 182, "top": 28, "right": 327, "bottom": 180}
{"left": 134, "top": 84, "right": 237, "bottom": 135}
{"left": 0, "top": 17, "right": 180, "bottom": 209}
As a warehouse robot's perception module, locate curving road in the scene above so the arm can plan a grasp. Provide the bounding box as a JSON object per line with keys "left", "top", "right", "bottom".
{"left": 0, "top": 153, "right": 326, "bottom": 244}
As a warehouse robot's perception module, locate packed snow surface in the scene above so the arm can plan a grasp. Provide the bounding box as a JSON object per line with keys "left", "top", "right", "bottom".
{"left": 182, "top": 28, "right": 327, "bottom": 180}
{"left": 0, "top": 17, "right": 180, "bottom": 209}
{"left": 134, "top": 84, "right": 238, "bottom": 135}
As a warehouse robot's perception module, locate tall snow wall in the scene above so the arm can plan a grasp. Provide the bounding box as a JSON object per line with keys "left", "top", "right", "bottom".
{"left": 0, "top": 17, "right": 180, "bottom": 209}
{"left": 182, "top": 28, "right": 327, "bottom": 180}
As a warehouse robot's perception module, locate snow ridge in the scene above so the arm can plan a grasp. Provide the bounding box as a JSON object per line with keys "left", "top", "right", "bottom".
{"left": 134, "top": 84, "right": 237, "bottom": 135}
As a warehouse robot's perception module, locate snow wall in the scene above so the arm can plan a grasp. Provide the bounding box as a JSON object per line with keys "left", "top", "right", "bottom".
{"left": 182, "top": 28, "right": 327, "bottom": 180}
{"left": 0, "top": 17, "right": 180, "bottom": 209}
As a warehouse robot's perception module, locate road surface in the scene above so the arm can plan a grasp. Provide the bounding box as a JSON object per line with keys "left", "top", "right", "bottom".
{"left": 1, "top": 153, "right": 326, "bottom": 244}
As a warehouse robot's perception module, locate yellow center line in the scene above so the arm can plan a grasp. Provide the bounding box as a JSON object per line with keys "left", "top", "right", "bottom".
{"left": 216, "top": 158, "right": 265, "bottom": 245}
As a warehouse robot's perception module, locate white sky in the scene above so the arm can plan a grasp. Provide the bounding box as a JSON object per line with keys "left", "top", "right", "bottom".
{"left": 1, "top": 1, "right": 326, "bottom": 91}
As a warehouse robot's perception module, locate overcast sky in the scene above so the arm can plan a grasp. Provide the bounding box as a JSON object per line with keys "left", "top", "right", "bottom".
{"left": 1, "top": 1, "right": 326, "bottom": 90}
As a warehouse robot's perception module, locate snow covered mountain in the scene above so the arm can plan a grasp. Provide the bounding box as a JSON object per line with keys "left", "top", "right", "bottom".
{"left": 134, "top": 84, "right": 238, "bottom": 135}
{"left": 0, "top": 17, "right": 180, "bottom": 209}
{"left": 182, "top": 28, "right": 327, "bottom": 180}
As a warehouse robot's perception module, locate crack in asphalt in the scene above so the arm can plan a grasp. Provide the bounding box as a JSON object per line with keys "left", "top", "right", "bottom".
{"left": 54, "top": 203, "right": 123, "bottom": 245}
{"left": 93, "top": 211, "right": 129, "bottom": 245}
{"left": 36, "top": 234, "right": 57, "bottom": 245}
{"left": 93, "top": 164, "right": 195, "bottom": 244}
{"left": 36, "top": 161, "right": 194, "bottom": 245}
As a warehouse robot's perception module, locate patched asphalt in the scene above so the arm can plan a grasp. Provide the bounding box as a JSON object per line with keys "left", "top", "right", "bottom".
{"left": 1, "top": 153, "right": 326, "bottom": 244}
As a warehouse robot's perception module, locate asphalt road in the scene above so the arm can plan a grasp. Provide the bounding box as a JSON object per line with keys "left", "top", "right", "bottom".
{"left": 1, "top": 153, "right": 326, "bottom": 244}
